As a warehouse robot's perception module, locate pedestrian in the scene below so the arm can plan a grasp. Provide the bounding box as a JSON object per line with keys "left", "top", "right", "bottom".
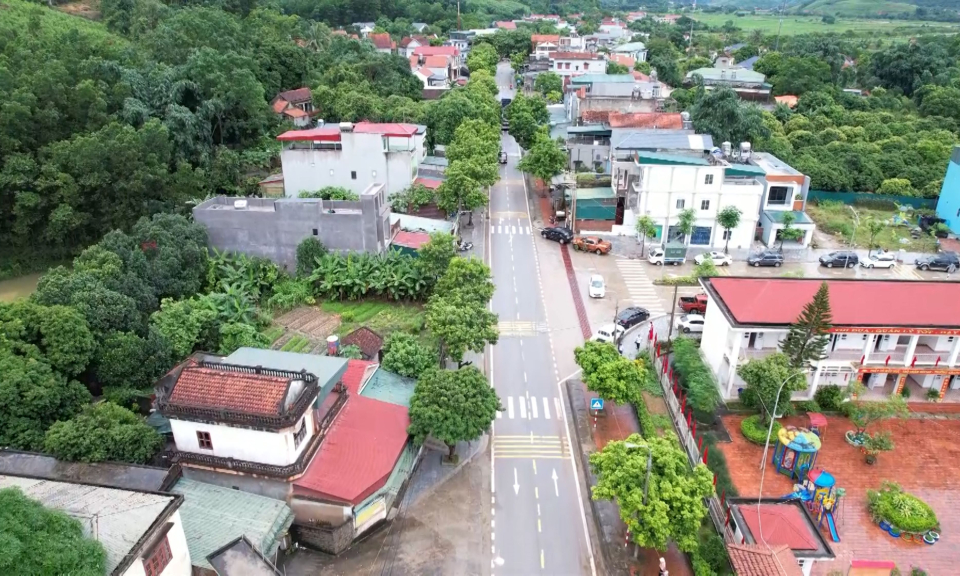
{"left": 658, "top": 557, "right": 668, "bottom": 576}
{"left": 635, "top": 338, "right": 641, "bottom": 352}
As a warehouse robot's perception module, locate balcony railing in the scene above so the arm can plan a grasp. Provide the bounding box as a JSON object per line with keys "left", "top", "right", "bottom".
{"left": 737, "top": 343, "right": 948, "bottom": 369}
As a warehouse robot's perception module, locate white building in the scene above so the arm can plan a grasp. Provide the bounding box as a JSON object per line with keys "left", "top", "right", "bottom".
{"left": 610, "top": 41, "right": 648, "bottom": 63}
{"left": 752, "top": 152, "right": 815, "bottom": 248}
{"left": 531, "top": 34, "right": 561, "bottom": 60}
{"left": 698, "top": 277, "right": 960, "bottom": 403}
{"left": 551, "top": 51, "right": 607, "bottom": 79}
{"left": 0, "top": 474, "right": 192, "bottom": 576}
{"left": 277, "top": 122, "right": 427, "bottom": 198}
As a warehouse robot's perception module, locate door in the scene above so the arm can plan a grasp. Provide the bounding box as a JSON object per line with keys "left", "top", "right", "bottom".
{"left": 667, "top": 225, "right": 684, "bottom": 243}
{"left": 690, "top": 226, "right": 712, "bottom": 246}
{"left": 615, "top": 197, "right": 625, "bottom": 225}
{"left": 748, "top": 333, "right": 757, "bottom": 348}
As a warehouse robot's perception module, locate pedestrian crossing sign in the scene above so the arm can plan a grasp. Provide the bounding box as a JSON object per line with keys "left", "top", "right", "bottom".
{"left": 590, "top": 398, "right": 604, "bottom": 411}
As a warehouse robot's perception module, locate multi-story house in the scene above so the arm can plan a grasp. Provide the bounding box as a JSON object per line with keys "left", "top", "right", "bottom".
{"left": 752, "top": 152, "right": 815, "bottom": 248}
{"left": 531, "top": 34, "right": 561, "bottom": 59}
{"left": 399, "top": 35, "right": 430, "bottom": 58}
{"left": 368, "top": 32, "right": 395, "bottom": 54}
{"left": 551, "top": 51, "right": 607, "bottom": 79}
{"left": 411, "top": 45, "right": 462, "bottom": 80}
{"left": 684, "top": 67, "right": 771, "bottom": 102}
{"left": 699, "top": 277, "right": 960, "bottom": 404}
{"left": 445, "top": 31, "right": 472, "bottom": 55}
{"left": 610, "top": 41, "right": 648, "bottom": 63}
{"left": 277, "top": 121, "right": 426, "bottom": 198}
{"left": 565, "top": 74, "right": 667, "bottom": 123}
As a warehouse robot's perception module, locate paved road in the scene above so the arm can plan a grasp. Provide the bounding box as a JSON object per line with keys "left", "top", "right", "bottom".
{"left": 488, "top": 61, "right": 594, "bottom": 576}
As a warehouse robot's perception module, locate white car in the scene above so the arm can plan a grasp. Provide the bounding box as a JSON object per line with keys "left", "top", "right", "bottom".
{"left": 591, "top": 324, "right": 625, "bottom": 344}
{"left": 676, "top": 314, "right": 705, "bottom": 334}
{"left": 861, "top": 252, "right": 897, "bottom": 269}
{"left": 588, "top": 274, "right": 606, "bottom": 298}
{"left": 694, "top": 251, "right": 732, "bottom": 266}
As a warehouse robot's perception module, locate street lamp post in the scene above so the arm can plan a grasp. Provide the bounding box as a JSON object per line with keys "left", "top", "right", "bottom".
{"left": 847, "top": 205, "right": 860, "bottom": 248}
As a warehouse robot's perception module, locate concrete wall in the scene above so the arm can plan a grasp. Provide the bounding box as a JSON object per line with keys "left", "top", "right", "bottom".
{"left": 293, "top": 520, "right": 355, "bottom": 555}
{"left": 193, "top": 186, "right": 390, "bottom": 271}
{"left": 180, "top": 467, "right": 292, "bottom": 501}
{"left": 120, "top": 510, "right": 192, "bottom": 576}
{"left": 169, "top": 411, "right": 314, "bottom": 467}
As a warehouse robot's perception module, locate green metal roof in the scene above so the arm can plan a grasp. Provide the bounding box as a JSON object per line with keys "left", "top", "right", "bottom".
{"left": 361, "top": 367, "right": 416, "bottom": 408}
{"left": 725, "top": 164, "right": 766, "bottom": 177}
{"left": 567, "top": 125, "right": 611, "bottom": 136}
{"left": 356, "top": 441, "right": 419, "bottom": 511}
{"left": 570, "top": 74, "right": 635, "bottom": 85}
{"left": 173, "top": 478, "right": 294, "bottom": 570}
{"left": 686, "top": 67, "right": 766, "bottom": 83}
{"left": 565, "top": 187, "right": 616, "bottom": 200}
{"left": 635, "top": 151, "right": 711, "bottom": 166}
{"left": 763, "top": 210, "right": 813, "bottom": 224}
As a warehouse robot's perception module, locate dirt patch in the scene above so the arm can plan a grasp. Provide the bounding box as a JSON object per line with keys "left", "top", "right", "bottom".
{"left": 274, "top": 307, "right": 341, "bottom": 339}
{"left": 56, "top": 0, "right": 100, "bottom": 20}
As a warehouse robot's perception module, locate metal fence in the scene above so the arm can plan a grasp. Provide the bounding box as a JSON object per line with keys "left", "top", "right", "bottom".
{"left": 808, "top": 190, "right": 937, "bottom": 210}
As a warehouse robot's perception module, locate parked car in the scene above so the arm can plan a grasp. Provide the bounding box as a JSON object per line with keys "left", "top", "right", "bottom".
{"left": 647, "top": 243, "right": 687, "bottom": 266}
{"left": 694, "top": 251, "right": 732, "bottom": 266}
{"left": 677, "top": 314, "right": 705, "bottom": 334}
{"left": 915, "top": 252, "right": 960, "bottom": 272}
{"left": 678, "top": 294, "right": 708, "bottom": 314}
{"left": 747, "top": 250, "right": 784, "bottom": 267}
{"left": 541, "top": 227, "right": 574, "bottom": 244}
{"left": 589, "top": 274, "right": 606, "bottom": 298}
{"left": 499, "top": 151, "right": 508, "bottom": 164}
{"left": 615, "top": 307, "right": 650, "bottom": 330}
{"left": 861, "top": 252, "right": 897, "bottom": 269}
{"left": 819, "top": 251, "right": 859, "bottom": 268}
{"left": 573, "top": 236, "right": 612, "bottom": 255}
{"left": 591, "top": 323, "right": 625, "bottom": 344}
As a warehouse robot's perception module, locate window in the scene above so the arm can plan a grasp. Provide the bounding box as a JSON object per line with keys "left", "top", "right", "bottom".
{"left": 584, "top": 62, "right": 590, "bottom": 70}
{"left": 294, "top": 419, "right": 307, "bottom": 448}
{"left": 676, "top": 199, "right": 685, "bottom": 209}
{"left": 351, "top": 171, "right": 357, "bottom": 180}
{"left": 312, "top": 228, "right": 318, "bottom": 236}
{"left": 704, "top": 174, "right": 714, "bottom": 185}
{"left": 197, "top": 431, "right": 212, "bottom": 450}
{"left": 700, "top": 200, "right": 710, "bottom": 210}
{"left": 768, "top": 186, "right": 790, "bottom": 205}
{"left": 950, "top": 337, "right": 956, "bottom": 343}
{"left": 722, "top": 230, "right": 732, "bottom": 240}
{"left": 143, "top": 536, "right": 172, "bottom": 576}
{"left": 841, "top": 334, "right": 847, "bottom": 340}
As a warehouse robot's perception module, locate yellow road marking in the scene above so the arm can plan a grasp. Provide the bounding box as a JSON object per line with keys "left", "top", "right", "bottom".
{"left": 491, "top": 211, "right": 529, "bottom": 219}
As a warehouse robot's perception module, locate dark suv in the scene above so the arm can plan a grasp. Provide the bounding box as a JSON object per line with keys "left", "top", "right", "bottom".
{"left": 615, "top": 307, "right": 650, "bottom": 329}
{"left": 747, "top": 250, "right": 784, "bottom": 267}
{"left": 916, "top": 252, "right": 959, "bottom": 272}
{"left": 819, "top": 251, "right": 859, "bottom": 268}
{"left": 541, "top": 226, "right": 574, "bottom": 244}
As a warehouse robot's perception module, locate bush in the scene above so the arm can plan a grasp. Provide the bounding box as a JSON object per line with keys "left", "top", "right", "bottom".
{"left": 698, "top": 529, "right": 730, "bottom": 575}
{"left": 867, "top": 481, "right": 939, "bottom": 533}
{"left": 43, "top": 402, "right": 163, "bottom": 464}
{"left": 795, "top": 400, "right": 822, "bottom": 413}
{"left": 381, "top": 332, "right": 437, "bottom": 379}
{"left": 266, "top": 277, "right": 315, "bottom": 311}
{"left": 814, "top": 384, "right": 845, "bottom": 411}
{"left": 741, "top": 414, "right": 782, "bottom": 445}
{"left": 671, "top": 337, "right": 721, "bottom": 422}
{"left": 703, "top": 433, "right": 738, "bottom": 498}
{"left": 295, "top": 238, "right": 328, "bottom": 277}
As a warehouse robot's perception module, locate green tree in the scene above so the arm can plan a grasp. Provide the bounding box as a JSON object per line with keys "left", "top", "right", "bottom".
{"left": 0, "top": 350, "right": 91, "bottom": 451}
{"left": 298, "top": 186, "right": 359, "bottom": 200}
{"left": 447, "top": 119, "right": 500, "bottom": 165}
{"left": 534, "top": 72, "right": 562, "bottom": 97}
{"left": 408, "top": 366, "right": 502, "bottom": 460}
{"left": 606, "top": 61, "right": 629, "bottom": 74}
{"left": 676, "top": 208, "right": 696, "bottom": 244}
{"left": 864, "top": 218, "right": 886, "bottom": 252}
{"left": 877, "top": 178, "right": 915, "bottom": 197}
{"left": 150, "top": 297, "right": 219, "bottom": 359}
{"left": 635, "top": 215, "right": 658, "bottom": 257}
{"left": 777, "top": 211, "right": 804, "bottom": 250}
{"left": 131, "top": 213, "right": 209, "bottom": 300}
{"left": 846, "top": 382, "right": 908, "bottom": 440}
{"left": 0, "top": 487, "right": 107, "bottom": 576}
{"left": 574, "top": 341, "right": 647, "bottom": 405}
{"left": 435, "top": 257, "right": 495, "bottom": 305}
{"left": 517, "top": 132, "right": 567, "bottom": 185}
{"left": 296, "top": 237, "right": 328, "bottom": 277}
{"left": 690, "top": 87, "right": 770, "bottom": 147}
{"left": 94, "top": 329, "right": 173, "bottom": 390}
{"left": 590, "top": 433, "right": 714, "bottom": 553}
{"left": 779, "top": 282, "right": 832, "bottom": 369}
{"left": 467, "top": 42, "right": 499, "bottom": 74}
{"left": 44, "top": 402, "right": 164, "bottom": 464}
{"left": 382, "top": 332, "right": 437, "bottom": 378}
{"left": 738, "top": 353, "right": 807, "bottom": 425}
{"left": 437, "top": 163, "right": 487, "bottom": 225}
{"left": 425, "top": 292, "right": 499, "bottom": 366}
{"left": 218, "top": 322, "right": 271, "bottom": 354}
{"left": 0, "top": 301, "right": 96, "bottom": 377}
{"left": 510, "top": 52, "right": 526, "bottom": 72}
{"left": 716, "top": 205, "right": 743, "bottom": 254}
{"left": 417, "top": 232, "right": 458, "bottom": 287}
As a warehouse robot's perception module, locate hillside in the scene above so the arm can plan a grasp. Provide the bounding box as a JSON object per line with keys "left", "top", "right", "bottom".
{"left": 709, "top": 0, "right": 959, "bottom": 17}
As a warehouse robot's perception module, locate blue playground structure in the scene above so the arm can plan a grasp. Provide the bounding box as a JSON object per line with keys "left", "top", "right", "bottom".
{"left": 781, "top": 468, "right": 843, "bottom": 543}
{"left": 772, "top": 426, "right": 821, "bottom": 481}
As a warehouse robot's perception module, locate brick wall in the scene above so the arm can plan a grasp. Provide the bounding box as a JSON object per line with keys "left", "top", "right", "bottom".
{"left": 293, "top": 520, "right": 355, "bottom": 555}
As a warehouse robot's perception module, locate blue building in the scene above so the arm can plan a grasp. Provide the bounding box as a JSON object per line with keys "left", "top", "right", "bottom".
{"left": 935, "top": 146, "right": 960, "bottom": 234}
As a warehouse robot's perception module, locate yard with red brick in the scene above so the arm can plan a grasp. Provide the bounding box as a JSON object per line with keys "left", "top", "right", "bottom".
{"left": 719, "top": 413, "right": 960, "bottom": 575}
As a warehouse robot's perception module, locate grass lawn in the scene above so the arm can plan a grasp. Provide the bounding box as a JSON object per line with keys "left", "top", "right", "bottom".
{"left": 692, "top": 13, "right": 960, "bottom": 35}
{"left": 806, "top": 202, "right": 939, "bottom": 253}
{"left": 320, "top": 300, "right": 431, "bottom": 344}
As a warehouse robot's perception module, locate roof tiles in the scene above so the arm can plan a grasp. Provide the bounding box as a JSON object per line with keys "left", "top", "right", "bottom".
{"left": 277, "top": 87, "right": 311, "bottom": 103}
{"left": 341, "top": 328, "right": 384, "bottom": 360}
{"left": 727, "top": 544, "right": 803, "bottom": 576}
{"left": 170, "top": 367, "right": 291, "bottom": 416}
{"left": 608, "top": 112, "right": 682, "bottom": 129}
{"left": 369, "top": 32, "right": 395, "bottom": 50}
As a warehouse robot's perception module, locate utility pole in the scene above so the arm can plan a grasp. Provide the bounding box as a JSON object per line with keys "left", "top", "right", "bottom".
{"left": 457, "top": 0, "right": 461, "bottom": 31}
{"left": 774, "top": 0, "right": 788, "bottom": 51}
{"left": 667, "top": 284, "right": 679, "bottom": 341}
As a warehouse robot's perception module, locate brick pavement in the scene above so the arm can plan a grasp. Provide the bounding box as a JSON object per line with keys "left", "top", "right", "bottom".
{"left": 719, "top": 414, "right": 960, "bottom": 575}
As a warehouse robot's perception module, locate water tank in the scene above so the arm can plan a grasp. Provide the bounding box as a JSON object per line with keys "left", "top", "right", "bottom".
{"left": 721, "top": 142, "right": 732, "bottom": 157}
{"left": 740, "top": 141, "right": 752, "bottom": 160}
{"left": 316, "top": 119, "right": 325, "bottom": 127}
{"left": 233, "top": 199, "right": 248, "bottom": 210}
{"left": 339, "top": 122, "right": 354, "bottom": 132}
{"left": 326, "top": 335, "right": 340, "bottom": 356}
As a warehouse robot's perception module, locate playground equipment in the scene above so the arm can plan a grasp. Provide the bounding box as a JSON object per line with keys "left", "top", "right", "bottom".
{"left": 780, "top": 468, "right": 844, "bottom": 543}
{"left": 772, "top": 426, "right": 821, "bottom": 481}
{"left": 807, "top": 412, "right": 828, "bottom": 437}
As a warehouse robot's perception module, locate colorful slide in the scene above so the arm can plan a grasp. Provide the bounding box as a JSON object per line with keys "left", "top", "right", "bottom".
{"left": 826, "top": 512, "right": 840, "bottom": 542}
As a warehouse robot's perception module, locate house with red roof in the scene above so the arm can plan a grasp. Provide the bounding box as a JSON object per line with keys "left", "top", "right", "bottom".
{"left": 156, "top": 349, "right": 417, "bottom": 555}
{"left": 399, "top": 35, "right": 430, "bottom": 58}
{"left": 494, "top": 20, "right": 516, "bottom": 30}
{"left": 368, "top": 32, "right": 396, "bottom": 54}
{"left": 531, "top": 34, "right": 561, "bottom": 59}
{"left": 550, "top": 51, "right": 607, "bottom": 79}
{"left": 700, "top": 277, "right": 960, "bottom": 403}
{"left": 727, "top": 498, "right": 834, "bottom": 576}
{"left": 271, "top": 87, "right": 314, "bottom": 128}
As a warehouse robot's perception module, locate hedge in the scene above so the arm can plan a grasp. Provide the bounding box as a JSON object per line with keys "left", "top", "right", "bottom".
{"left": 867, "top": 482, "right": 939, "bottom": 533}
{"left": 671, "top": 337, "right": 721, "bottom": 422}
{"left": 740, "top": 415, "right": 782, "bottom": 445}
{"left": 702, "top": 433, "right": 738, "bottom": 498}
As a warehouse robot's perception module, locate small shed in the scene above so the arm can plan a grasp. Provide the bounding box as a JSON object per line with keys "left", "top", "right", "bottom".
{"left": 390, "top": 230, "right": 431, "bottom": 256}
{"left": 258, "top": 174, "right": 284, "bottom": 198}
{"left": 341, "top": 327, "right": 385, "bottom": 361}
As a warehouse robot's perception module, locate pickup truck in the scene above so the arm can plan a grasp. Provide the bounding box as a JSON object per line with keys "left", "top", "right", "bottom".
{"left": 648, "top": 243, "right": 687, "bottom": 266}
{"left": 573, "top": 236, "right": 612, "bottom": 255}
{"left": 678, "top": 294, "right": 708, "bottom": 314}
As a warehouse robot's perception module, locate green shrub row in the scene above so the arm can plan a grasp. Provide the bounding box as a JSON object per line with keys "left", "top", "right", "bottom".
{"left": 280, "top": 335, "right": 307, "bottom": 352}
{"left": 671, "top": 337, "right": 721, "bottom": 423}
{"left": 740, "top": 415, "right": 782, "bottom": 445}
{"left": 702, "top": 433, "right": 738, "bottom": 498}
{"left": 867, "top": 481, "right": 939, "bottom": 533}
{"left": 814, "top": 384, "right": 846, "bottom": 412}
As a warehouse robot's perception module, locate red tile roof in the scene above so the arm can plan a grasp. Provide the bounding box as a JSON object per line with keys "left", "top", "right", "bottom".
{"left": 271, "top": 99, "right": 288, "bottom": 114}
{"left": 369, "top": 32, "right": 395, "bottom": 50}
{"left": 495, "top": 21, "right": 517, "bottom": 30}
{"left": 341, "top": 359, "right": 376, "bottom": 395}
{"left": 632, "top": 71, "right": 651, "bottom": 81}
{"left": 413, "top": 177, "right": 443, "bottom": 189}
{"left": 353, "top": 122, "right": 419, "bottom": 137}
{"left": 608, "top": 54, "right": 635, "bottom": 68}
{"left": 277, "top": 126, "right": 341, "bottom": 142}
{"left": 707, "top": 278, "right": 960, "bottom": 329}
{"left": 413, "top": 46, "right": 459, "bottom": 57}
{"left": 293, "top": 395, "right": 409, "bottom": 504}
{"left": 739, "top": 504, "right": 820, "bottom": 550}
{"left": 531, "top": 34, "right": 560, "bottom": 44}
{"left": 341, "top": 328, "right": 384, "bottom": 361}
{"left": 552, "top": 51, "right": 603, "bottom": 61}
{"left": 392, "top": 230, "right": 432, "bottom": 250}
{"left": 423, "top": 55, "right": 449, "bottom": 69}
{"left": 277, "top": 87, "right": 311, "bottom": 104}
{"left": 283, "top": 107, "right": 308, "bottom": 118}
{"left": 727, "top": 545, "right": 803, "bottom": 576}
{"left": 607, "top": 112, "right": 683, "bottom": 129}
{"left": 170, "top": 366, "right": 291, "bottom": 416}
{"left": 581, "top": 110, "right": 610, "bottom": 123}
{"left": 400, "top": 35, "right": 428, "bottom": 48}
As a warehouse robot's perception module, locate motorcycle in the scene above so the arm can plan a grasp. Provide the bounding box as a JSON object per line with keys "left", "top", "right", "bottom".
{"left": 457, "top": 240, "right": 474, "bottom": 252}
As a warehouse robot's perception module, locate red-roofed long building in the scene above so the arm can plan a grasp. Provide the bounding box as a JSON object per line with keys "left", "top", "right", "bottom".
{"left": 699, "top": 277, "right": 960, "bottom": 402}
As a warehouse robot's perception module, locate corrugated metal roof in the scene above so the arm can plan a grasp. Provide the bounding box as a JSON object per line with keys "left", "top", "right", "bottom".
{"left": 611, "top": 41, "right": 646, "bottom": 52}
{"left": 224, "top": 348, "right": 348, "bottom": 392}
{"left": 725, "top": 164, "right": 767, "bottom": 177}
{"left": 361, "top": 367, "right": 416, "bottom": 408}
{"left": 565, "top": 187, "right": 616, "bottom": 200}
{"left": 686, "top": 67, "right": 766, "bottom": 84}
{"left": 635, "top": 151, "right": 710, "bottom": 166}
{"left": 355, "top": 441, "right": 418, "bottom": 511}
{"left": 173, "top": 478, "right": 294, "bottom": 571}
{"left": 0, "top": 475, "right": 179, "bottom": 575}
{"left": 615, "top": 132, "right": 714, "bottom": 151}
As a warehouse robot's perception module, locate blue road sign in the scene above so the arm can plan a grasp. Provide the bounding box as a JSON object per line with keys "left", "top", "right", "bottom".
{"left": 590, "top": 398, "right": 604, "bottom": 410}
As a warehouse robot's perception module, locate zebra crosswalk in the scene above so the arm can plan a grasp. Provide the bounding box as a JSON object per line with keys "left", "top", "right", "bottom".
{"left": 492, "top": 225, "right": 532, "bottom": 236}
{"left": 497, "top": 395, "right": 564, "bottom": 421}
{"left": 615, "top": 258, "right": 667, "bottom": 316}
{"left": 493, "top": 434, "right": 571, "bottom": 460}
{"left": 498, "top": 320, "right": 549, "bottom": 336}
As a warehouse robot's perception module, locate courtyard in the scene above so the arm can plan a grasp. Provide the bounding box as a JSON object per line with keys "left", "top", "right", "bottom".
{"left": 719, "top": 413, "right": 960, "bottom": 575}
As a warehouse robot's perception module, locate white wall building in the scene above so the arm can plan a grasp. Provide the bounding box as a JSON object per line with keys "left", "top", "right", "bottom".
{"left": 278, "top": 122, "right": 426, "bottom": 197}
{"left": 698, "top": 277, "right": 960, "bottom": 403}
{"left": 610, "top": 41, "right": 648, "bottom": 63}
{"left": 551, "top": 51, "right": 607, "bottom": 78}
